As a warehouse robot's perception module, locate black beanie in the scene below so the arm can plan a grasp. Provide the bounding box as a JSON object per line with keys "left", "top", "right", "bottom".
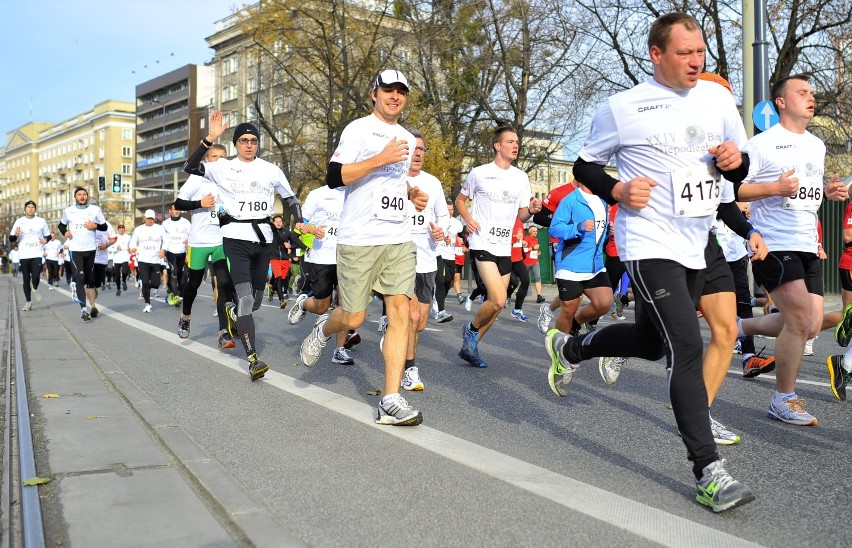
{"left": 232, "top": 123, "right": 260, "bottom": 145}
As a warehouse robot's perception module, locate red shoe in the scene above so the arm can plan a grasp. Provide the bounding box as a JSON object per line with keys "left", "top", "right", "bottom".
{"left": 743, "top": 354, "right": 776, "bottom": 378}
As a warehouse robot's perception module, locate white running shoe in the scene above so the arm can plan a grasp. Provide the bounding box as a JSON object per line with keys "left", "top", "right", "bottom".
{"left": 33, "top": 289, "right": 42, "bottom": 303}
{"left": 300, "top": 314, "right": 330, "bottom": 366}
{"left": 464, "top": 296, "right": 472, "bottom": 312}
{"left": 288, "top": 294, "right": 308, "bottom": 325}
{"left": 332, "top": 347, "right": 355, "bottom": 365}
{"left": 401, "top": 366, "right": 424, "bottom": 391}
{"left": 598, "top": 356, "right": 626, "bottom": 385}
{"left": 378, "top": 315, "right": 388, "bottom": 333}
{"left": 537, "top": 303, "right": 554, "bottom": 334}
{"left": 431, "top": 298, "right": 439, "bottom": 319}
{"left": 22, "top": 301, "right": 32, "bottom": 312}
{"left": 143, "top": 304, "right": 152, "bottom": 313}
{"left": 803, "top": 338, "right": 815, "bottom": 356}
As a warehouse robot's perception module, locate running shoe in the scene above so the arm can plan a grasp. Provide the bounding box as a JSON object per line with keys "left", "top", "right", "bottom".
{"left": 733, "top": 340, "right": 742, "bottom": 355}
{"left": 598, "top": 356, "right": 626, "bottom": 385}
{"left": 332, "top": 347, "right": 355, "bottom": 365}
{"left": 464, "top": 296, "right": 472, "bottom": 312}
{"left": 279, "top": 300, "right": 287, "bottom": 309}
{"left": 123, "top": 281, "right": 128, "bottom": 291}
{"left": 378, "top": 315, "right": 388, "bottom": 333}
{"left": 292, "top": 273, "right": 305, "bottom": 295}
{"left": 537, "top": 303, "right": 554, "bottom": 334}
{"left": 164, "top": 294, "right": 172, "bottom": 305}
{"left": 49, "top": 286, "right": 54, "bottom": 291}
{"left": 695, "top": 459, "right": 755, "bottom": 513}
{"left": 375, "top": 393, "right": 423, "bottom": 426}
{"left": 457, "top": 294, "right": 466, "bottom": 305}
{"left": 459, "top": 323, "right": 486, "bottom": 367}
{"left": 435, "top": 310, "right": 453, "bottom": 323}
{"left": 177, "top": 315, "right": 191, "bottom": 339}
{"left": 546, "top": 329, "right": 577, "bottom": 397}
{"left": 401, "top": 366, "right": 424, "bottom": 391}
{"left": 22, "top": 301, "right": 32, "bottom": 312}
{"left": 248, "top": 353, "right": 269, "bottom": 381}
{"left": 709, "top": 415, "right": 741, "bottom": 445}
{"left": 300, "top": 313, "right": 330, "bottom": 366}
{"left": 225, "top": 302, "right": 238, "bottom": 338}
{"left": 767, "top": 394, "right": 818, "bottom": 425}
{"left": 70, "top": 281, "right": 77, "bottom": 299}
{"left": 511, "top": 309, "right": 529, "bottom": 322}
{"left": 827, "top": 355, "right": 852, "bottom": 401}
{"left": 81, "top": 308, "right": 91, "bottom": 321}
{"left": 217, "top": 331, "right": 236, "bottom": 349}
{"left": 90, "top": 306, "right": 99, "bottom": 318}
{"left": 116, "top": 288, "right": 121, "bottom": 296}
{"left": 143, "top": 304, "right": 152, "bottom": 313}
{"left": 153, "top": 289, "right": 160, "bottom": 298}
{"left": 32, "top": 289, "right": 42, "bottom": 303}
{"left": 288, "top": 294, "right": 308, "bottom": 325}
{"left": 536, "top": 295, "right": 545, "bottom": 304}
{"left": 431, "top": 299, "right": 439, "bottom": 319}
{"left": 267, "top": 283, "right": 273, "bottom": 301}
{"left": 742, "top": 353, "right": 776, "bottom": 378}
{"left": 584, "top": 321, "right": 597, "bottom": 333}
{"left": 344, "top": 331, "right": 362, "bottom": 349}
{"left": 615, "top": 295, "right": 625, "bottom": 319}
{"left": 835, "top": 304, "right": 852, "bottom": 347}
{"left": 803, "top": 338, "right": 815, "bottom": 356}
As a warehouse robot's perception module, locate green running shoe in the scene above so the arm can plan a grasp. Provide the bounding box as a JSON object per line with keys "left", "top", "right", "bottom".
{"left": 834, "top": 304, "right": 852, "bottom": 347}
{"left": 695, "top": 459, "right": 755, "bottom": 513}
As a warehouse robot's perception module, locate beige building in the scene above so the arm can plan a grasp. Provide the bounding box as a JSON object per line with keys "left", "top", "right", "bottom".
{"left": 0, "top": 100, "right": 136, "bottom": 236}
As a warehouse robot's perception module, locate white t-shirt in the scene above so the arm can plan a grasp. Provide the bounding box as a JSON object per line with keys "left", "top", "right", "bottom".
{"left": 331, "top": 113, "right": 415, "bottom": 246}
{"left": 202, "top": 156, "right": 296, "bottom": 243}
{"left": 95, "top": 222, "right": 117, "bottom": 265}
{"left": 302, "top": 186, "right": 345, "bottom": 265}
{"left": 712, "top": 218, "right": 747, "bottom": 262}
{"left": 111, "top": 233, "right": 132, "bottom": 264}
{"left": 743, "top": 124, "right": 826, "bottom": 253}
{"left": 407, "top": 170, "right": 450, "bottom": 273}
{"left": 438, "top": 217, "right": 464, "bottom": 261}
{"left": 162, "top": 216, "right": 191, "bottom": 254}
{"left": 44, "top": 239, "right": 63, "bottom": 261}
{"left": 177, "top": 174, "right": 224, "bottom": 247}
{"left": 579, "top": 78, "right": 746, "bottom": 269}
{"left": 461, "top": 162, "right": 532, "bottom": 257}
{"left": 60, "top": 204, "right": 107, "bottom": 252}
{"left": 130, "top": 224, "right": 166, "bottom": 265}
{"left": 11, "top": 215, "right": 50, "bottom": 260}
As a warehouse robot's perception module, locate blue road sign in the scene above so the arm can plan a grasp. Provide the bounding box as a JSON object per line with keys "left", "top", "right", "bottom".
{"left": 753, "top": 100, "right": 779, "bottom": 131}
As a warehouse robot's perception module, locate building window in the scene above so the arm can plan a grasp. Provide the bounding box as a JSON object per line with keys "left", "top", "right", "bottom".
{"left": 222, "top": 85, "right": 233, "bottom": 102}
{"left": 122, "top": 164, "right": 132, "bottom": 175}
{"left": 99, "top": 129, "right": 105, "bottom": 141}
{"left": 247, "top": 77, "right": 256, "bottom": 93}
{"left": 274, "top": 96, "right": 284, "bottom": 114}
{"left": 99, "top": 147, "right": 105, "bottom": 160}
{"left": 122, "top": 146, "right": 132, "bottom": 158}
{"left": 122, "top": 128, "right": 132, "bottom": 140}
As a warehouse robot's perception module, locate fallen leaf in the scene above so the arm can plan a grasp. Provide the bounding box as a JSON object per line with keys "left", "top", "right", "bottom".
{"left": 23, "top": 477, "right": 51, "bottom": 486}
{"left": 367, "top": 390, "right": 382, "bottom": 396}
{"left": 42, "top": 394, "right": 61, "bottom": 398}
{"left": 86, "top": 416, "right": 109, "bottom": 420}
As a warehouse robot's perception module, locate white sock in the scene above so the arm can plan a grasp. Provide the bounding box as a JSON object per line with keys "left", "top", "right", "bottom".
{"left": 773, "top": 391, "right": 795, "bottom": 404}
{"left": 736, "top": 317, "right": 746, "bottom": 338}
{"left": 843, "top": 345, "right": 852, "bottom": 374}
{"left": 381, "top": 393, "right": 399, "bottom": 405}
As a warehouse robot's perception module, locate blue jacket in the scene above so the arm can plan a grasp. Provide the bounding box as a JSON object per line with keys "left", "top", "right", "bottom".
{"left": 550, "top": 189, "right": 608, "bottom": 274}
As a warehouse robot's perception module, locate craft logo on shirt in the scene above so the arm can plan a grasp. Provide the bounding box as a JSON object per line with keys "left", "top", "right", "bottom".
{"left": 776, "top": 144, "right": 796, "bottom": 149}
{"left": 638, "top": 104, "right": 671, "bottom": 113}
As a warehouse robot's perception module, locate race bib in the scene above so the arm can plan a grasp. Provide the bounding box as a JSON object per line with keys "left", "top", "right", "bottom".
{"left": 141, "top": 242, "right": 159, "bottom": 252}
{"left": 671, "top": 164, "right": 721, "bottom": 217}
{"left": 230, "top": 187, "right": 273, "bottom": 220}
{"left": 783, "top": 177, "right": 822, "bottom": 211}
{"left": 530, "top": 250, "right": 538, "bottom": 260}
{"left": 323, "top": 222, "right": 339, "bottom": 241}
{"left": 483, "top": 222, "right": 512, "bottom": 247}
{"left": 371, "top": 184, "right": 407, "bottom": 221}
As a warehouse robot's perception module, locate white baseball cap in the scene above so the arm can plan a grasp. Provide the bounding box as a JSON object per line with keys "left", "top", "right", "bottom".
{"left": 144, "top": 209, "right": 156, "bottom": 219}
{"left": 374, "top": 69, "right": 409, "bottom": 92}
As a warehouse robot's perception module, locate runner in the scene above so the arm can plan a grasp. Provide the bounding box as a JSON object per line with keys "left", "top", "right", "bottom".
{"left": 524, "top": 226, "right": 545, "bottom": 304}
{"left": 434, "top": 202, "right": 463, "bottom": 323}
{"left": 58, "top": 188, "right": 108, "bottom": 321}
{"left": 10, "top": 200, "right": 51, "bottom": 311}
{"left": 129, "top": 210, "right": 166, "bottom": 314}
{"left": 455, "top": 126, "right": 542, "bottom": 367}
{"left": 162, "top": 203, "right": 192, "bottom": 307}
{"left": 111, "top": 224, "right": 132, "bottom": 296}
{"left": 44, "top": 231, "right": 63, "bottom": 289}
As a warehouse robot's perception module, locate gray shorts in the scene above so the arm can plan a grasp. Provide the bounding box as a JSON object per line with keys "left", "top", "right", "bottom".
{"left": 415, "top": 271, "right": 436, "bottom": 304}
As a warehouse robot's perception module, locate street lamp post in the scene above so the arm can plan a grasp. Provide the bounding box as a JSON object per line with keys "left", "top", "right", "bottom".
{"left": 151, "top": 98, "right": 166, "bottom": 219}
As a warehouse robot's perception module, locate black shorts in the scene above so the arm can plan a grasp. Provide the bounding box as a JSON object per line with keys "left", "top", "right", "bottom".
{"left": 415, "top": 271, "right": 436, "bottom": 304}
{"left": 700, "top": 235, "right": 735, "bottom": 296}
{"left": 471, "top": 249, "right": 512, "bottom": 276}
{"left": 752, "top": 250, "right": 823, "bottom": 295}
{"left": 556, "top": 271, "right": 610, "bottom": 301}
{"left": 840, "top": 267, "right": 852, "bottom": 292}
{"left": 304, "top": 262, "right": 337, "bottom": 300}
{"left": 441, "top": 258, "right": 457, "bottom": 276}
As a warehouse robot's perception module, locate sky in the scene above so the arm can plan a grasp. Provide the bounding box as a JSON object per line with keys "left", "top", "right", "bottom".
{"left": 0, "top": 0, "right": 245, "bottom": 148}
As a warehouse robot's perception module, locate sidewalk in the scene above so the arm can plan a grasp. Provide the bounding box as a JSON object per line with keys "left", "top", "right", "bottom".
{"left": 8, "top": 282, "right": 299, "bottom": 546}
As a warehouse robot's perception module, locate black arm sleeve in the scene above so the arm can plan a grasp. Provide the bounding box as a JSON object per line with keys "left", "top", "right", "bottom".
{"left": 290, "top": 232, "right": 308, "bottom": 251}
{"left": 174, "top": 198, "right": 202, "bottom": 211}
{"left": 573, "top": 157, "right": 620, "bottom": 205}
{"left": 183, "top": 142, "right": 208, "bottom": 176}
{"left": 532, "top": 207, "right": 554, "bottom": 227}
{"left": 8, "top": 234, "right": 16, "bottom": 242}
{"left": 57, "top": 222, "right": 68, "bottom": 234}
{"left": 716, "top": 201, "right": 753, "bottom": 240}
{"left": 719, "top": 153, "right": 750, "bottom": 198}
{"left": 96, "top": 222, "right": 108, "bottom": 232}
{"left": 43, "top": 234, "right": 52, "bottom": 243}
{"left": 284, "top": 195, "right": 302, "bottom": 223}
{"left": 326, "top": 161, "right": 344, "bottom": 189}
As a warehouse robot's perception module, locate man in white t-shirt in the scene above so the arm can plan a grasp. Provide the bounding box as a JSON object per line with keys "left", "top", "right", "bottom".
{"left": 10, "top": 200, "right": 51, "bottom": 310}
{"left": 455, "top": 126, "right": 542, "bottom": 367}
{"left": 162, "top": 203, "right": 192, "bottom": 306}
{"left": 184, "top": 114, "right": 303, "bottom": 381}
{"left": 735, "top": 74, "right": 848, "bottom": 422}
{"left": 434, "top": 202, "right": 463, "bottom": 322}
{"left": 129, "top": 210, "right": 166, "bottom": 313}
{"left": 59, "top": 187, "right": 108, "bottom": 321}
{"left": 551, "top": 13, "right": 756, "bottom": 512}
{"left": 44, "top": 232, "right": 63, "bottom": 289}
{"left": 110, "top": 224, "right": 132, "bottom": 295}
{"left": 298, "top": 69, "right": 429, "bottom": 426}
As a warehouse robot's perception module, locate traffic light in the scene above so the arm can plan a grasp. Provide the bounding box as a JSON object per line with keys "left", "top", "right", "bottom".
{"left": 98, "top": 176, "right": 106, "bottom": 192}
{"left": 112, "top": 174, "right": 122, "bottom": 193}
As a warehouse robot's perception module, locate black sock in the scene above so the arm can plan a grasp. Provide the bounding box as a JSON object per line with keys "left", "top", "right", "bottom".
{"left": 469, "top": 322, "right": 479, "bottom": 332}
{"left": 405, "top": 359, "right": 415, "bottom": 370}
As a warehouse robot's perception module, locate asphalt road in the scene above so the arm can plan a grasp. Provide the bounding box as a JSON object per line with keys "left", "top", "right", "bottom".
{"left": 12, "top": 278, "right": 852, "bottom": 547}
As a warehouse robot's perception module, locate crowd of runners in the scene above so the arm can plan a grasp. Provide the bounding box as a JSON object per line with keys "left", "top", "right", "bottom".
{"left": 8, "top": 11, "right": 852, "bottom": 515}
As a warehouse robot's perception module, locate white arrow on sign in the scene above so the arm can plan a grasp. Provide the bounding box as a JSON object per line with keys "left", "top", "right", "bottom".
{"left": 761, "top": 102, "right": 775, "bottom": 131}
